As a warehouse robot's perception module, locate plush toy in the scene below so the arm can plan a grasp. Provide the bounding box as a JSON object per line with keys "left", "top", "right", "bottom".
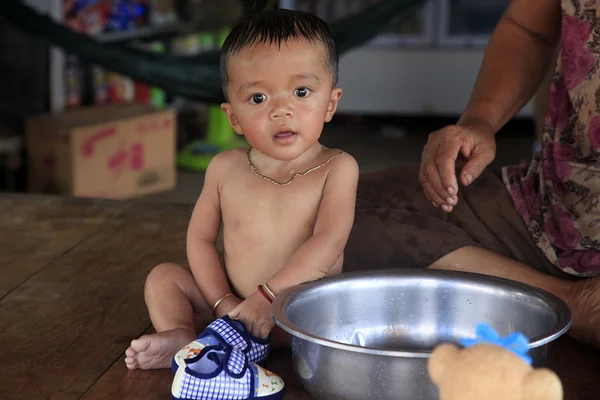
{"left": 428, "top": 324, "right": 563, "bottom": 400}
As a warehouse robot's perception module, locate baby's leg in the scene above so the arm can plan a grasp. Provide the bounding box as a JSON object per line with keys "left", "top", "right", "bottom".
{"left": 125, "top": 263, "right": 212, "bottom": 370}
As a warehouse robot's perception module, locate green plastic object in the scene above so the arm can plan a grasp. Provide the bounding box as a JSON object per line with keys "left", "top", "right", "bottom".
{"left": 149, "top": 42, "right": 167, "bottom": 108}
{"left": 177, "top": 27, "right": 248, "bottom": 172}
{"left": 176, "top": 136, "right": 248, "bottom": 171}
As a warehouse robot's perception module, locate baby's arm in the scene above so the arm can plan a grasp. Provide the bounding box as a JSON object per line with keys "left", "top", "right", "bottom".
{"left": 187, "top": 153, "right": 240, "bottom": 317}
{"left": 266, "top": 152, "right": 359, "bottom": 295}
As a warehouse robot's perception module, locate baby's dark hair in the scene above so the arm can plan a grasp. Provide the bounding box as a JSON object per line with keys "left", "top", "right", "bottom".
{"left": 220, "top": 9, "right": 338, "bottom": 99}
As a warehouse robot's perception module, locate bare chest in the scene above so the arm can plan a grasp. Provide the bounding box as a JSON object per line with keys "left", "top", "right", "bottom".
{"left": 219, "top": 171, "right": 326, "bottom": 239}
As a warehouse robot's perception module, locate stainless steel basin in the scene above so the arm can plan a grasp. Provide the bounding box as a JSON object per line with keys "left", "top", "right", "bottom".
{"left": 272, "top": 269, "right": 572, "bottom": 400}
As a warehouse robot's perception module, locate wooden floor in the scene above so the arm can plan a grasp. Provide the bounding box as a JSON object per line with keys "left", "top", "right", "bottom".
{"left": 1, "top": 194, "right": 599, "bottom": 400}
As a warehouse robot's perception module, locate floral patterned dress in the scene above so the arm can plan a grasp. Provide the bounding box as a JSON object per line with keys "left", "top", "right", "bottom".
{"left": 503, "top": 0, "right": 600, "bottom": 276}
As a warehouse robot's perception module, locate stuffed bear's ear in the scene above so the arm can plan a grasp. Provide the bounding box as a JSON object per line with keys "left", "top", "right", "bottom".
{"left": 428, "top": 343, "right": 459, "bottom": 385}
{"left": 522, "top": 368, "right": 563, "bottom": 400}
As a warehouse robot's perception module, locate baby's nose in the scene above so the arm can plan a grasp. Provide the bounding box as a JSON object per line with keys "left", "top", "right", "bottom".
{"left": 270, "top": 101, "right": 294, "bottom": 119}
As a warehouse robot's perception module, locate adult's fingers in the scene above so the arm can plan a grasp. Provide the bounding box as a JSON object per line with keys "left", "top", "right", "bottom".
{"left": 419, "top": 138, "right": 450, "bottom": 200}
{"left": 419, "top": 152, "right": 447, "bottom": 207}
{"left": 460, "top": 141, "right": 496, "bottom": 186}
{"left": 420, "top": 135, "right": 457, "bottom": 211}
{"left": 421, "top": 174, "right": 454, "bottom": 212}
{"left": 436, "top": 127, "right": 464, "bottom": 197}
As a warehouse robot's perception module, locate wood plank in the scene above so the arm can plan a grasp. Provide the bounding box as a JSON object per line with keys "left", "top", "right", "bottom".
{"left": 84, "top": 336, "right": 600, "bottom": 400}
{"left": 2, "top": 194, "right": 599, "bottom": 400}
{"left": 0, "top": 199, "right": 192, "bottom": 400}
{"left": 81, "top": 347, "right": 314, "bottom": 400}
{"left": 80, "top": 355, "right": 174, "bottom": 400}
{"left": 0, "top": 196, "right": 16, "bottom": 215}
{"left": 79, "top": 327, "right": 175, "bottom": 400}
{"left": 263, "top": 349, "right": 314, "bottom": 400}
{"left": 548, "top": 337, "right": 600, "bottom": 400}
{"left": 0, "top": 195, "right": 128, "bottom": 298}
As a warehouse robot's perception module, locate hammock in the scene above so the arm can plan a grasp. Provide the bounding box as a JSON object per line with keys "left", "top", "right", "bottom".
{"left": 0, "top": 0, "right": 424, "bottom": 104}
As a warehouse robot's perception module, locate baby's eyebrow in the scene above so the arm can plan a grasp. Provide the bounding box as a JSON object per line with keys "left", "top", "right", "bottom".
{"left": 238, "top": 80, "right": 263, "bottom": 94}
{"left": 237, "top": 74, "right": 320, "bottom": 94}
{"left": 293, "top": 73, "right": 320, "bottom": 82}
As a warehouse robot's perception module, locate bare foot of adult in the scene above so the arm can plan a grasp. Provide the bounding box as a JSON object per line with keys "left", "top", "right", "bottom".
{"left": 125, "top": 328, "right": 196, "bottom": 370}
{"left": 565, "top": 276, "right": 600, "bottom": 347}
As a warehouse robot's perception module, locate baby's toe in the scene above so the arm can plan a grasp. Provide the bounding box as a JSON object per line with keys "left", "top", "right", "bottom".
{"left": 125, "top": 346, "right": 137, "bottom": 358}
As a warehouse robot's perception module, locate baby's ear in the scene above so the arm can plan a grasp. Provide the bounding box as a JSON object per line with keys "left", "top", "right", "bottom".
{"left": 221, "top": 103, "right": 243, "bottom": 135}
{"left": 428, "top": 343, "right": 459, "bottom": 385}
{"left": 324, "top": 88, "right": 343, "bottom": 122}
{"left": 522, "top": 369, "right": 563, "bottom": 400}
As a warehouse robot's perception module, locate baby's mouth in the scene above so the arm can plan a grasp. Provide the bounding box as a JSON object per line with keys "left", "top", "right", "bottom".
{"left": 274, "top": 131, "right": 296, "bottom": 138}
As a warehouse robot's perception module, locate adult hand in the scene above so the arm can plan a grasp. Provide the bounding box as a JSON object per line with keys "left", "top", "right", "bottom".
{"left": 419, "top": 122, "right": 496, "bottom": 212}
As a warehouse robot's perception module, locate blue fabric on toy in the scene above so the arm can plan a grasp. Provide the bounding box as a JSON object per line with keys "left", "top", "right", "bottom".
{"left": 460, "top": 323, "right": 533, "bottom": 365}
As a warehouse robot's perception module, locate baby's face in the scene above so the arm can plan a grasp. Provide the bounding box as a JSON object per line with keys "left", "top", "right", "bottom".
{"left": 221, "top": 39, "right": 342, "bottom": 161}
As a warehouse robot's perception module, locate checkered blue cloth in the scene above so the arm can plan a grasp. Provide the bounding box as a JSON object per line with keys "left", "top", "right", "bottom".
{"left": 202, "top": 316, "right": 270, "bottom": 364}
{"left": 173, "top": 345, "right": 253, "bottom": 400}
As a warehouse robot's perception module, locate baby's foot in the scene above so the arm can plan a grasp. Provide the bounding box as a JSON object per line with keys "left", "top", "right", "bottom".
{"left": 125, "top": 328, "right": 196, "bottom": 370}
{"left": 565, "top": 276, "right": 600, "bottom": 347}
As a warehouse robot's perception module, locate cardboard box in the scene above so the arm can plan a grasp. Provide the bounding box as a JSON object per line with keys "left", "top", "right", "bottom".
{"left": 26, "top": 103, "right": 177, "bottom": 199}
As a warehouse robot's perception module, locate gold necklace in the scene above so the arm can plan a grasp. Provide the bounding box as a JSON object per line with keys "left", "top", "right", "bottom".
{"left": 247, "top": 146, "right": 343, "bottom": 187}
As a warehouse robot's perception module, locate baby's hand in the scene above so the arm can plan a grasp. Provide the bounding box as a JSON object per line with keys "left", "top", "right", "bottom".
{"left": 214, "top": 295, "right": 243, "bottom": 319}
{"left": 228, "top": 291, "right": 274, "bottom": 339}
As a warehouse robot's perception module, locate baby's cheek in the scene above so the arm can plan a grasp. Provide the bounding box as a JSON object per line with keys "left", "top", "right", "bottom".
{"left": 302, "top": 115, "right": 327, "bottom": 136}
{"left": 240, "top": 116, "right": 266, "bottom": 137}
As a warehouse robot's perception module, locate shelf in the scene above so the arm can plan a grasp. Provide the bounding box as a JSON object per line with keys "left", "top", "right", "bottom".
{"left": 93, "top": 23, "right": 182, "bottom": 43}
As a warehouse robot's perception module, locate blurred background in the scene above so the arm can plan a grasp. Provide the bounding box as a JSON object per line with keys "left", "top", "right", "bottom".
{"left": 0, "top": 0, "right": 548, "bottom": 204}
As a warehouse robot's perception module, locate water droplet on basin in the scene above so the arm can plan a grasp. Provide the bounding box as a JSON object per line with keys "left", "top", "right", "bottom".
{"left": 353, "top": 331, "right": 366, "bottom": 347}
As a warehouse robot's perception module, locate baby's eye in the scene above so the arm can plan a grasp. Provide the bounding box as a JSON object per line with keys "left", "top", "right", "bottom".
{"left": 250, "top": 93, "right": 266, "bottom": 104}
{"left": 294, "top": 87, "right": 311, "bottom": 98}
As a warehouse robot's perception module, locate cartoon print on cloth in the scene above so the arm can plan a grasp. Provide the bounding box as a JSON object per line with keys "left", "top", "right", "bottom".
{"left": 256, "top": 365, "right": 284, "bottom": 395}
{"left": 171, "top": 344, "right": 285, "bottom": 400}
{"left": 502, "top": 0, "right": 600, "bottom": 276}
{"left": 172, "top": 316, "right": 270, "bottom": 372}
